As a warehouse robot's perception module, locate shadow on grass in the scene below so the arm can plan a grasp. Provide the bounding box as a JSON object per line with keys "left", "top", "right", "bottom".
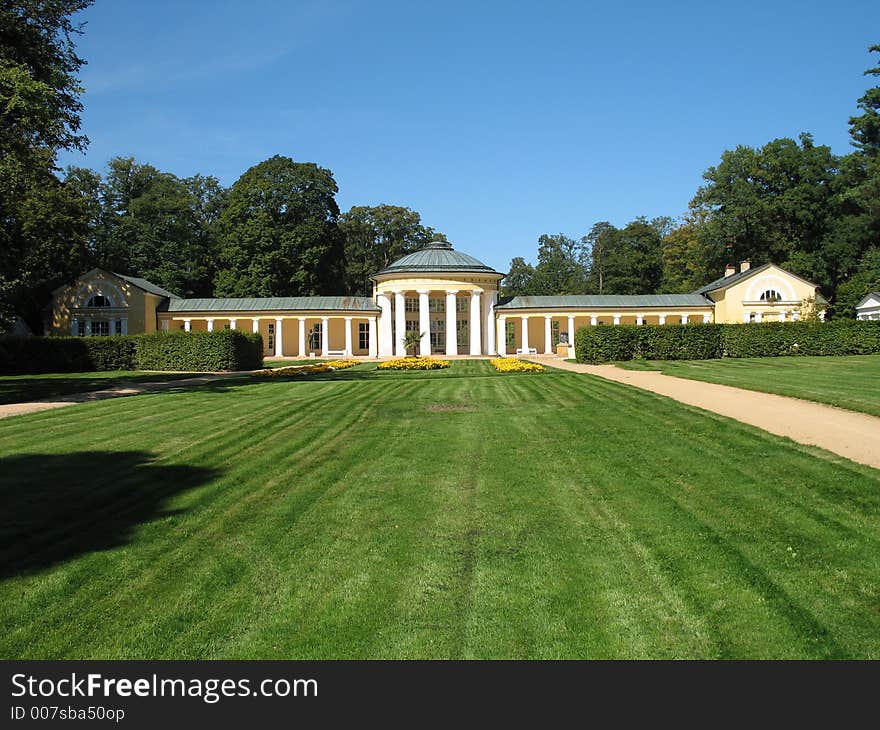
{"left": 0, "top": 451, "right": 220, "bottom": 579}
{"left": 0, "top": 372, "right": 199, "bottom": 406}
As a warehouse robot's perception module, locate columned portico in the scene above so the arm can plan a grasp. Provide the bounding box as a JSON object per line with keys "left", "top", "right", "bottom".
{"left": 274, "top": 318, "right": 283, "bottom": 357}
{"left": 344, "top": 317, "right": 353, "bottom": 357}
{"left": 378, "top": 293, "right": 393, "bottom": 356}
{"left": 368, "top": 317, "right": 377, "bottom": 358}
{"left": 418, "top": 290, "right": 430, "bottom": 356}
{"left": 445, "top": 290, "right": 458, "bottom": 356}
{"left": 394, "top": 291, "right": 406, "bottom": 357}
{"left": 469, "top": 290, "right": 482, "bottom": 356}
{"left": 486, "top": 291, "right": 498, "bottom": 356}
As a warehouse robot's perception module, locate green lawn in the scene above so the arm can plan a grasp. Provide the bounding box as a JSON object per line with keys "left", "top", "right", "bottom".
{"left": 1, "top": 361, "right": 878, "bottom": 659}
{"left": 0, "top": 370, "right": 200, "bottom": 406}
{"left": 619, "top": 354, "right": 880, "bottom": 417}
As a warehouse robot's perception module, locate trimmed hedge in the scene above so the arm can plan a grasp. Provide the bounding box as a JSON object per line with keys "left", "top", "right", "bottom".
{"left": 134, "top": 330, "right": 263, "bottom": 372}
{"left": 0, "top": 330, "right": 263, "bottom": 374}
{"left": 574, "top": 320, "right": 880, "bottom": 363}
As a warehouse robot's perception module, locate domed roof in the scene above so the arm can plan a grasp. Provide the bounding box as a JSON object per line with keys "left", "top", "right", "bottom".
{"left": 377, "top": 240, "right": 500, "bottom": 276}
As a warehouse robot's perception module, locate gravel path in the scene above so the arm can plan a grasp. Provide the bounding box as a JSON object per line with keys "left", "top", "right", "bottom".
{"left": 531, "top": 358, "right": 880, "bottom": 470}
{"left": 0, "top": 372, "right": 251, "bottom": 420}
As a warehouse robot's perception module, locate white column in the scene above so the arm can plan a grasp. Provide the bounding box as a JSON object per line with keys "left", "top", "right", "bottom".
{"left": 121, "top": 318, "right": 128, "bottom": 335}
{"left": 445, "top": 290, "right": 458, "bottom": 356}
{"left": 183, "top": 319, "right": 191, "bottom": 332}
{"left": 658, "top": 315, "right": 666, "bottom": 325}
{"left": 274, "top": 317, "right": 283, "bottom": 356}
{"left": 743, "top": 312, "right": 751, "bottom": 323}
{"left": 486, "top": 291, "right": 498, "bottom": 356}
{"left": 636, "top": 314, "right": 644, "bottom": 326}
{"left": 321, "top": 316, "right": 329, "bottom": 354}
{"left": 703, "top": 313, "right": 711, "bottom": 324}
{"left": 567, "top": 316, "right": 576, "bottom": 359}
{"left": 71, "top": 318, "right": 78, "bottom": 336}
{"left": 368, "top": 316, "right": 377, "bottom": 358}
{"left": 613, "top": 315, "right": 621, "bottom": 326}
{"left": 418, "top": 290, "right": 430, "bottom": 356}
{"left": 792, "top": 311, "right": 800, "bottom": 322}
{"left": 498, "top": 316, "right": 507, "bottom": 356}
{"left": 206, "top": 318, "right": 214, "bottom": 332}
{"left": 298, "top": 317, "right": 306, "bottom": 356}
{"left": 680, "top": 314, "right": 688, "bottom": 325}
{"left": 778, "top": 311, "right": 786, "bottom": 322}
{"left": 344, "top": 316, "right": 353, "bottom": 357}
{"left": 378, "top": 293, "right": 393, "bottom": 356}
{"left": 470, "top": 290, "right": 482, "bottom": 356}
{"left": 252, "top": 318, "right": 260, "bottom": 333}
{"left": 394, "top": 291, "right": 406, "bottom": 357}
{"left": 544, "top": 316, "right": 553, "bottom": 354}
{"left": 590, "top": 316, "right": 597, "bottom": 326}
{"left": 521, "top": 316, "right": 529, "bottom": 353}
{"left": 755, "top": 312, "right": 763, "bottom": 323}
{"left": 229, "top": 318, "right": 237, "bottom": 330}
{"left": 819, "top": 310, "right": 826, "bottom": 322}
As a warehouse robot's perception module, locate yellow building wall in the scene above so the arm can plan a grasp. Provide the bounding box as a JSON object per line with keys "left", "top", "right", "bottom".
{"left": 711, "top": 266, "right": 821, "bottom": 323}
{"left": 374, "top": 274, "right": 501, "bottom": 295}
{"left": 49, "top": 270, "right": 154, "bottom": 335}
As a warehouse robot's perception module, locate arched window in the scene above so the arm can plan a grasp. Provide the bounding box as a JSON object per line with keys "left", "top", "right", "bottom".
{"left": 86, "top": 294, "right": 111, "bottom": 307}
{"left": 759, "top": 289, "right": 782, "bottom": 302}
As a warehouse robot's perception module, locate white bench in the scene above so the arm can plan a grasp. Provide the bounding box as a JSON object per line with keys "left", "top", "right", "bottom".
{"left": 515, "top": 347, "right": 538, "bottom": 355}
{"left": 325, "top": 350, "right": 347, "bottom": 358}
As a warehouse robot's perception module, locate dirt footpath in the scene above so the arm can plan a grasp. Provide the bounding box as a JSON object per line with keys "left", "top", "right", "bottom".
{"left": 0, "top": 372, "right": 250, "bottom": 420}
{"left": 533, "top": 358, "right": 880, "bottom": 470}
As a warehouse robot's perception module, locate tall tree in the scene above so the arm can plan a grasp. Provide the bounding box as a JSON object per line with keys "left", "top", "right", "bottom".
{"left": 531, "top": 234, "right": 589, "bottom": 295}
{"left": 214, "top": 155, "right": 344, "bottom": 297}
{"left": 0, "top": 0, "right": 93, "bottom": 331}
{"left": 583, "top": 221, "right": 617, "bottom": 294}
{"left": 66, "top": 157, "right": 227, "bottom": 297}
{"left": 339, "top": 205, "right": 443, "bottom": 296}
{"left": 849, "top": 44, "right": 880, "bottom": 157}
{"left": 501, "top": 257, "right": 537, "bottom": 297}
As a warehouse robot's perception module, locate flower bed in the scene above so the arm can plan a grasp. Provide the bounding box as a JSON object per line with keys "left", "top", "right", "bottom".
{"left": 253, "top": 360, "right": 358, "bottom": 377}
{"left": 490, "top": 357, "right": 544, "bottom": 373}
{"left": 377, "top": 357, "right": 450, "bottom": 370}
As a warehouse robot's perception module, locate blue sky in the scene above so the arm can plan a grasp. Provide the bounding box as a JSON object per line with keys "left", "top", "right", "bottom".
{"left": 59, "top": 0, "right": 879, "bottom": 272}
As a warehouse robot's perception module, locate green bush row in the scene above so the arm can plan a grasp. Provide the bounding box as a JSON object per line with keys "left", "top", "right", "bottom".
{"left": 0, "top": 330, "right": 264, "bottom": 374}
{"left": 574, "top": 320, "right": 880, "bottom": 363}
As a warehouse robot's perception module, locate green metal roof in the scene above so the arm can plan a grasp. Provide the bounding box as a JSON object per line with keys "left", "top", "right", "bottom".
{"left": 497, "top": 294, "right": 713, "bottom": 310}
{"left": 115, "top": 273, "right": 178, "bottom": 298}
{"left": 377, "top": 241, "right": 500, "bottom": 276}
{"left": 162, "top": 296, "right": 379, "bottom": 313}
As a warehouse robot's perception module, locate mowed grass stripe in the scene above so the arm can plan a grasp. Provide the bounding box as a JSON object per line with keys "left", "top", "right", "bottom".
{"left": 1, "top": 361, "right": 879, "bottom": 658}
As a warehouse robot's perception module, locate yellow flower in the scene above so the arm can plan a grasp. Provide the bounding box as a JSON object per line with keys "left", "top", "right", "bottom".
{"left": 377, "top": 357, "right": 450, "bottom": 370}
{"left": 253, "top": 359, "right": 358, "bottom": 377}
{"left": 490, "top": 358, "right": 544, "bottom": 373}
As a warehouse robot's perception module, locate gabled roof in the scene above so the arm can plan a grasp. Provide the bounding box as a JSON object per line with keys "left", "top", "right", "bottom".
{"left": 496, "top": 294, "right": 713, "bottom": 310}
{"left": 376, "top": 241, "right": 500, "bottom": 276}
{"left": 52, "top": 268, "right": 179, "bottom": 298}
{"left": 856, "top": 292, "right": 880, "bottom": 308}
{"left": 695, "top": 262, "right": 820, "bottom": 296}
{"left": 161, "top": 296, "right": 379, "bottom": 313}
{"left": 114, "top": 273, "right": 178, "bottom": 298}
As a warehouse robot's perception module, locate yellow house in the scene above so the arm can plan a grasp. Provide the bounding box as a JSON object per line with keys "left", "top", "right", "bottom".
{"left": 47, "top": 245, "right": 827, "bottom": 359}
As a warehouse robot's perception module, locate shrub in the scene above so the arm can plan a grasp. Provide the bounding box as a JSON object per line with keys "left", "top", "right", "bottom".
{"left": 0, "top": 330, "right": 263, "bottom": 374}
{"left": 133, "top": 330, "right": 263, "bottom": 371}
{"left": 0, "top": 336, "right": 136, "bottom": 374}
{"left": 574, "top": 320, "right": 880, "bottom": 363}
